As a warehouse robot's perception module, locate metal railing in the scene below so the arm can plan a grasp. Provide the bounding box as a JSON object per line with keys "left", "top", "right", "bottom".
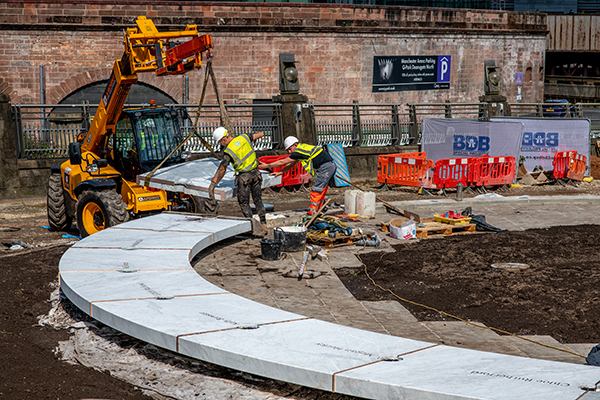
{"left": 12, "top": 101, "right": 600, "bottom": 159}
{"left": 177, "top": 103, "right": 283, "bottom": 153}
{"left": 12, "top": 103, "right": 91, "bottom": 159}
{"left": 11, "top": 102, "right": 283, "bottom": 159}
{"left": 312, "top": 102, "right": 414, "bottom": 148}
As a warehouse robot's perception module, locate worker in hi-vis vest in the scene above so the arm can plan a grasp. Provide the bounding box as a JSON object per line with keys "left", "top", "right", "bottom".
{"left": 258, "top": 136, "right": 336, "bottom": 216}
{"left": 209, "top": 127, "right": 267, "bottom": 232}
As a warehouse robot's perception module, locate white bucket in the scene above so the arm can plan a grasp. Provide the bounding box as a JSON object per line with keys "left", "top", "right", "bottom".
{"left": 344, "top": 189, "right": 360, "bottom": 215}
{"left": 356, "top": 191, "right": 376, "bottom": 218}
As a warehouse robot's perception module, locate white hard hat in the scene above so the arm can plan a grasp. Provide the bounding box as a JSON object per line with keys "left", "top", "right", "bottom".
{"left": 213, "top": 127, "right": 228, "bottom": 142}
{"left": 284, "top": 136, "right": 299, "bottom": 150}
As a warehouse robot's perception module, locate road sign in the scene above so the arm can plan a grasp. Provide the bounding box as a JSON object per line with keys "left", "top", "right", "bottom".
{"left": 515, "top": 72, "right": 523, "bottom": 85}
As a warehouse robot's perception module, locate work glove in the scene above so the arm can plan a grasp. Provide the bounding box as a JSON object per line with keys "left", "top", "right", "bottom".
{"left": 208, "top": 181, "right": 216, "bottom": 200}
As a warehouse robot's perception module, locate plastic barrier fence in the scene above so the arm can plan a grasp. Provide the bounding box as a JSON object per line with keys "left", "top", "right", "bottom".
{"left": 567, "top": 152, "right": 587, "bottom": 181}
{"left": 471, "top": 156, "right": 516, "bottom": 186}
{"left": 377, "top": 153, "right": 433, "bottom": 188}
{"left": 552, "top": 150, "right": 577, "bottom": 179}
{"left": 259, "top": 155, "right": 311, "bottom": 188}
{"left": 432, "top": 157, "right": 472, "bottom": 188}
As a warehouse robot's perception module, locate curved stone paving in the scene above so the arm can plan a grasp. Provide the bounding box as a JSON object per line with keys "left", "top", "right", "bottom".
{"left": 59, "top": 213, "right": 600, "bottom": 400}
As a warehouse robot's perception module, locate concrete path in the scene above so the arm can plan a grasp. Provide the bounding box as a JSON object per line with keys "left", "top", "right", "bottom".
{"left": 193, "top": 194, "right": 600, "bottom": 366}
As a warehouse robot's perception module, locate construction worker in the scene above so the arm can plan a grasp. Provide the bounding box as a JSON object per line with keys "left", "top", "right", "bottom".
{"left": 258, "top": 136, "right": 336, "bottom": 216}
{"left": 209, "top": 127, "right": 267, "bottom": 231}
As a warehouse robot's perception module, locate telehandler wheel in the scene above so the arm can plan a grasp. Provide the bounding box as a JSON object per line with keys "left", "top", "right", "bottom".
{"left": 189, "top": 195, "right": 219, "bottom": 216}
{"left": 47, "top": 173, "right": 73, "bottom": 231}
{"left": 76, "top": 190, "right": 129, "bottom": 237}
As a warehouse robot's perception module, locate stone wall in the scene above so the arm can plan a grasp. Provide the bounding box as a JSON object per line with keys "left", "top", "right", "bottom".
{"left": 0, "top": 1, "right": 548, "bottom": 198}
{"left": 0, "top": 1, "right": 547, "bottom": 107}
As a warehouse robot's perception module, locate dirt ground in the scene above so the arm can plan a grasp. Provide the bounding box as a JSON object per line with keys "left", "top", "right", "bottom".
{"left": 3, "top": 157, "right": 600, "bottom": 398}
{"left": 335, "top": 224, "right": 600, "bottom": 345}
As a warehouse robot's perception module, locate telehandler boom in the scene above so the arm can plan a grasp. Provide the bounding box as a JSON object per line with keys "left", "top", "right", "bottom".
{"left": 48, "top": 16, "right": 213, "bottom": 236}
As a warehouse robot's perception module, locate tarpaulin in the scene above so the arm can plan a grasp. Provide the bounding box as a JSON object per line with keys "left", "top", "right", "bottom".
{"left": 422, "top": 119, "right": 524, "bottom": 163}
{"left": 491, "top": 118, "right": 591, "bottom": 173}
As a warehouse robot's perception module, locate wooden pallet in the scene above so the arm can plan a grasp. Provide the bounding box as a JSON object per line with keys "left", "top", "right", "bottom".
{"left": 416, "top": 220, "right": 476, "bottom": 239}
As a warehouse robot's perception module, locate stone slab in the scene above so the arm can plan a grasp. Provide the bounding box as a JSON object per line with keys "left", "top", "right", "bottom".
{"left": 336, "top": 345, "right": 600, "bottom": 400}
{"left": 504, "top": 335, "right": 587, "bottom": 364}
{"left": 92, "top": 293, "right": 304, "bottom": 352}
{"left": 137, "top": 158, "right": 281, "bottom": 201}
{"left": 111, "top": 213, "right": 252, "bottom": 243}
{"left": 59, "top": 211, "right": 600, "bottom": 400}
{"left": 361, "top": 301, "right": 441, "bottom": 342}
{"left": 60, "top": 269, "right": 227, "bottom": 315}
{"left": 72, "top": 227, "right": 213, "bottom": 256}
{"left": 179, "top": 318, "right": 435, "bottom": 392}
{"left": 59, "top": 248, "right": 193, "bottom": 272}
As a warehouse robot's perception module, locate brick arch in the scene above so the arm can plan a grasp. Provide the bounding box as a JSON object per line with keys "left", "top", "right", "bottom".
{"left": 47, "top": 68, "right": 112, "bottom": 105}
{"left": 48, "top": 69, "right": 184, "bottom": 105}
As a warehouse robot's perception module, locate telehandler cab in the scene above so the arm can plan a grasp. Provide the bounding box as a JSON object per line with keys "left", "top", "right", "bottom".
{"left": 47, "top": 16, "right": 213, "bottom": 237}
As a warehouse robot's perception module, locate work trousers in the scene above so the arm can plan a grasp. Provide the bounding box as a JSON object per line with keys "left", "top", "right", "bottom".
{"left": 236, "top": 168, "right": 266, "bottom": 224}
{"left": 307, "top": 161, "right": 337, "bottom": 216}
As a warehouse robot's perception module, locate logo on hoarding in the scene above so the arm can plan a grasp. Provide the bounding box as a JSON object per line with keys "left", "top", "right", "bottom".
{"left": 522, "top": 132, "right": 559, "bottom": 149}
{"left": 453, "top": 135, "right": 490, "bottom": 152}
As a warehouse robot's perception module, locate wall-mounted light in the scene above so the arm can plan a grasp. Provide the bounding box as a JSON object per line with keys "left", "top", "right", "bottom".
{"left": 279, "top": 52, "right": 300, "bottom": 94}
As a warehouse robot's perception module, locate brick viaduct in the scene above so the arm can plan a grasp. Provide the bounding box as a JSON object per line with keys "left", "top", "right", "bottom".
{"left": 0, "top": 1, "right": 548, "bottom": 107}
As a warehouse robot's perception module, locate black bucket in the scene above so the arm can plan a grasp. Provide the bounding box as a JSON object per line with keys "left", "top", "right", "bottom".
{"left": 274, "top": 226, "right": 307, "bottom": 252}
{"left": 260, "top": 238, "right": 282, "bottom": 261}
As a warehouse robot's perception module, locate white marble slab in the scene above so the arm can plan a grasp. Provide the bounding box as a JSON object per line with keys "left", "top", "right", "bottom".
{"left": 59, "top": 212, "right": 600, "bottom": 400}
{"left": 582, "top": 390, "right": 600, "bottom": 399}
{"left": 92, "top": 294, "right": 303, "bottom": 352}
{"left": 59, "top": 248, "right": 193, "bottom": 272}
{"left": 60, "top": 269, "right": 227, "bottom": 314}
{"left": 335, "top": 345, "right": 598, "bottom": 400}
{"left": 112, "top": 213, "right": 252, "bottom": 243}
{"left": 137, "top": 158, "right": 281, "bottom": 201}
{"left": 179, "top": 318, "right": 435, "bottom": 391}
{"left": 72, "top": 227, "right": 213, "bottom": 256}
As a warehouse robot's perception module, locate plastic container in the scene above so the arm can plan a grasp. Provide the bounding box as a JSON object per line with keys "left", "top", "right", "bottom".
{"left": 344, "top": 190, "right": 360, "bottom": 215}
{"left": 260, "top": 238, "right": 282, "bottom": 260}
{"left": 433, "top": 212, "right": 471, "bottom": 225}
{"left": 390, "top": 217, "right": 416, "bottom": 240}
{"left": 274, "top": 226, "right": 307, "bottom": 252}
{"left": 356, "top": 191, "right": 376, "bottom": 218}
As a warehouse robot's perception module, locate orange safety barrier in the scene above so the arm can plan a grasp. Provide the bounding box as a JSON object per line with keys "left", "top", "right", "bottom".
{"left": 471, "top": 155, "right": 516, "bottom": 186}
{"left": 377, "top": 153, "right": 434, "bottom": 188}
{"left": 258, "top": 155, "right": 311, "bottom": 188}
{"left": 552, "top": 150, "right": 578, "bottom": 180}
{"left": 432, "top": 157, "right": 473, "bottom": 188}
{"left": 567, "top": 152, "right": 587, "bottom": 181}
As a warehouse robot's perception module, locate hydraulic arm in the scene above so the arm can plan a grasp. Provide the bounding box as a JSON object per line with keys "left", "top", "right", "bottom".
{"left": 80, "top": 16, "right": 212, "bottom": 156}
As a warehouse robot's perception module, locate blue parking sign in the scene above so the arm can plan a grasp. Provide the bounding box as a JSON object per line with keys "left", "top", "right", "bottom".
{"left": 437, "top": 56, "right": 451, "bottom": 83}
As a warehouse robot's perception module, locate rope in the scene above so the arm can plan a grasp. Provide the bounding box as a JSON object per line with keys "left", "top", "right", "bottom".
{"left": 143, "top": 57, "right": 221, "bottom": 187}
{"left": 353, "top": 231, "right": 586, "bottom": 360}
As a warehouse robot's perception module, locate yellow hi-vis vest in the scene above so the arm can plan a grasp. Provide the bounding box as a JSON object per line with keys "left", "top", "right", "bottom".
{"left": 224, "top": 134, "right": 258, "bottom": 174}
{"left": 294, "top": 143, "right": 323, "bottom": 176}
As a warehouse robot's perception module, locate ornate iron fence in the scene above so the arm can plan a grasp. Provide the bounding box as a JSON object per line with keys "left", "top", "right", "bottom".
{"left": 13, "top": 101, "right": 600, "bottom": 159}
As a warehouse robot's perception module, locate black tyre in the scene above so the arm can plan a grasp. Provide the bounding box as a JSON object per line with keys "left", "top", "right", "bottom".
{"left": 47, "top": 173, "right": 72, "bottom": 231}
{"left": 76, "top": 190, "right": 129, "bottom": 237}
{"left": 188, "top": 195, "right": 219, "bottom": 216}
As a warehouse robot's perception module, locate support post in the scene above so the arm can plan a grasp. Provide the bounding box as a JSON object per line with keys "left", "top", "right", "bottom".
{"left": 272, "top": 93, "right": 314, "bottom": 146}
{"left": 352, "top": 100, "right": 362, "bottom": 147}
{"left": 0, "top": 94, "right": 20, "bottom": 199}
